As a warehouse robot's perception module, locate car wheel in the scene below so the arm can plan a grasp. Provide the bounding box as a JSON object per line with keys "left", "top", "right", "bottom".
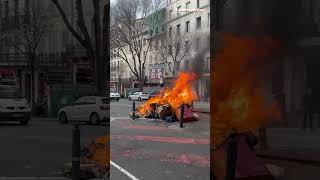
{"left": 20, "top": 118, "right": 29, "bottom": 125}
{"left": 117, "top": 98, "right": 120, "bottom": 101}
{"left": 128, "top": 97, "right": 131, "bottom": 101}
{"left": 138, "top": 97, "right": 141, "bottom": 101}
{"left": 59, "top": 112, "right": 68, "bottom": 124}
{"left": 90, "top": 113, "right": 101, "bottom": 125}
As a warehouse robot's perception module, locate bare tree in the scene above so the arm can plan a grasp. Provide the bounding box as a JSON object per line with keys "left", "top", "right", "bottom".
{"left": 51, "top": 0, "right": 107, "bottom": 95}
{"left": 156, "top": 31, "right": 193, "bottom": 77}
{"left": 5, "top": 10, "right": 49, "bottom": 108}
{"left": 111, "top": 0, "right": 164, "bottom": 91}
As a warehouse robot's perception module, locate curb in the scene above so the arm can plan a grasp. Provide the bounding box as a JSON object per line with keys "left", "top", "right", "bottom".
{"left": 191, "top": 110, "right": 210, "bottom": 114}
{"left": 256, "top": 152, "right": 320, "bottom": 166}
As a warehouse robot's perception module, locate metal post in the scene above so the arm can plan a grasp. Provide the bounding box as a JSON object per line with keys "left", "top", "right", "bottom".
{"left": 180, "top": 104, "right": 184, "bottom": 128}
{"left": 72, "top": 124, "right": 80, "bottom": 180}
{"left": 225, "top": 132, "right": 237, "bottom": 180}
{"left": 132, "top": 100, "right": 136, "bottom": 120}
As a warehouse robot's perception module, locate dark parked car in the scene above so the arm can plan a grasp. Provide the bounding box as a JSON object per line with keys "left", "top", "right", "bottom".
{"left": 149, "top": 91, "right": 160, "bottom": 99}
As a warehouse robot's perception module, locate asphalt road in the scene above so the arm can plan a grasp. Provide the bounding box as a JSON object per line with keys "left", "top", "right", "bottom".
{"left": 0, "top": 118, "right": 107, "bottom": 178}
{"left": 110, "top": 99, "right": 210, "bottom": 180}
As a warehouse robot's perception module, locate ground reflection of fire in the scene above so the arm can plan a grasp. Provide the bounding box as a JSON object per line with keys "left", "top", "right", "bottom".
{"left": 138, "top": 72, "right": 199, "bottom": 116}
{"left": 212, "top": 33, "right": 281, "bottom": 148}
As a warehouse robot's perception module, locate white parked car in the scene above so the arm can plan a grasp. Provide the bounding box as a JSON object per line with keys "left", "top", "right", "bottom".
{"left": 0, "top": 86, "right": 31, "bottom": 125}
{"left": 58, "top": 96, "right": 109, "bottom": 125}
{"left": 128, "top": 92, "right": 149, "bottom": 101}
{"left": 110, "top": 91, "right": 120, "bottom": 101}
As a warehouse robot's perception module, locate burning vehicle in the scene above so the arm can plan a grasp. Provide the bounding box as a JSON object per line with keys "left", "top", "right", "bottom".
{"left": 134, "top": 72, "right": 199, "bottom": 123}
{"left": 211, "top": 34, "right": 283, "bottom": 180}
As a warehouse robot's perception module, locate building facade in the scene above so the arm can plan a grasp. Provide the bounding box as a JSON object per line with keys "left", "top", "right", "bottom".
{"left": 222, "top": 0, "right": 320, "bottom": 127}
{"left": 111, "top": 0, "right": 211, "bottom": 101}
{"left": 164, "top": 0, "right": 210, "bottom": 101}
{"left": 0, "top": 0, "right": 106, "bottom": 106}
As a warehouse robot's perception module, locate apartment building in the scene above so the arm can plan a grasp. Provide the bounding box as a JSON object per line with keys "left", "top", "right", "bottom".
{"left": 165, "top": 0, "right": 210, "bottom": 101}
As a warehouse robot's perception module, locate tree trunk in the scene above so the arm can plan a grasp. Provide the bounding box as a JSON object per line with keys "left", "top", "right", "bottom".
{"left": 93, "top": 0, "right": 103, "bottom": 96}
{"left": 30, "top": 55, "right": 36, "bottom": 113}
{"left": 139, "top": 79, "right": 144, "bottom": 92}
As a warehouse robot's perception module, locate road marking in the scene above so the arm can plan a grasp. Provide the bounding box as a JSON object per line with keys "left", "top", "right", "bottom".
{"left": 123, "top": 125, "right": 168, "bottom": 131}
{"left": 0, "top": 178, "right": 68, "bottom": 180}
{"left": 110, "top": 160, "right": 140, "bottom": 180}
{"left": 110, "top": 117, "right": 132, "bottom": 122}
{"left": 111, "top": 134, "right": 210, "bottom": 145}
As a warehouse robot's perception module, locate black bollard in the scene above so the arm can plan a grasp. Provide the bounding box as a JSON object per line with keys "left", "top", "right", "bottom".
{"left": 72, "top": 124, "right": 80, "bottom": 180}
{"left": 132, "top": 100, "right": 136, "bottom": 120}
{"left": 180, "top": 104, "right": 184, "bottom": 128}
{"left": 225, "top": 132, "right": 237, "bottom": 180}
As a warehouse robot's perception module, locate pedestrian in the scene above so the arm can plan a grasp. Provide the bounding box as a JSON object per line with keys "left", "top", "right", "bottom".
{"left": 302, "top": 88, "right": 314, "bottom": 131}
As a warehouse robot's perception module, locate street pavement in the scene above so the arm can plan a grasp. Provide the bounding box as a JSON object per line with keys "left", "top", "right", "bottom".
{"left": 110, "top": 99, "right": 210, "bottom": 180}
{"left": 257, "top": 128, "right": 320, "bottom": 179}
{"left": 0, "top": 118, "right": 107, "bottom": 178}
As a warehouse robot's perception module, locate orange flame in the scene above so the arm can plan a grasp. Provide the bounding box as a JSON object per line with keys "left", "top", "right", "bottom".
{"left": 212, "top": 34, "right": 281, "bottom": 147}
{"left": 82, "top": 135, "right": 110, "bottom": 168}
{"left": 138, "top": 72, "right": 198, "bottom": 115}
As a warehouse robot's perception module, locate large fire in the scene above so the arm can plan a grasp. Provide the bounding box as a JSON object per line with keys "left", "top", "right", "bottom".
{"left": 212, "top": 34, "right": 281, "bottom": 147}
{"left": 138, "top": 72, "right": 199, "bottom": 115}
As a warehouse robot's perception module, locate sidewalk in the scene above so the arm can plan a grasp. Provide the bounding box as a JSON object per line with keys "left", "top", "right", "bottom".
{"left": 256, "top": 128, "right": 320, "bottom": 166}
{"left": 191, "top": 101, "right": 210, "bottom": 114}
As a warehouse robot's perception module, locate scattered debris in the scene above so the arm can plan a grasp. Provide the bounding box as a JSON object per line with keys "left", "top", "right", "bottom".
{"left": 135, "top": 103, "right": 197, "bottom": 124}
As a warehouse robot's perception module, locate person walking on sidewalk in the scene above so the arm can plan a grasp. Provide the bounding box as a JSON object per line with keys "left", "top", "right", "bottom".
{"left": 302, "top": 88, "right": 315, "bottom": 131}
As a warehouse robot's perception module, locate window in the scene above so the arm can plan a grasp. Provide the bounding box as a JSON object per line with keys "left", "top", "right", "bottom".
{"left": 196, "top": 38, "right": 200, "bottom": 49}
{"left": 74, "top": 97, "right": 86, "bottom": 105}
{"left": 185, "top": 40, "right": 190, "bottom": 50}
{"left": 185, "top": 21, "right": 190, "bottom": 32}
{"left": 169, "top": 27, "right": 172, "bottom": 37}
{"left": 150, "top": 41, "right": 153, "bottom": 51}
{"left": 149, "top": 55, "right": 153, "bottom": 64}
{"left": 208, "top": 13, "right": 210, "bottom": 27}
{"left": 186, "top": 1, "right": 190, "bottom": 9}
{"left": 86, "top": 97, "right": 97, "bottom": 104}
{"left": 155, "top": 54, "right": 158, "bottom": 64}
{"left": 169, "top": 10, "right": 173, "bottom": 19}
{"left": 177, "top": 6, "right": 181, "bottom": 16}
{"left": 196, "top": 17, "right": 201, "bottom": 29}
{"left": 177, "top": 24, "right": 181, "bottom": 35}
{"left": 197, "top": 0, "right": 200, "bottom": 8}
